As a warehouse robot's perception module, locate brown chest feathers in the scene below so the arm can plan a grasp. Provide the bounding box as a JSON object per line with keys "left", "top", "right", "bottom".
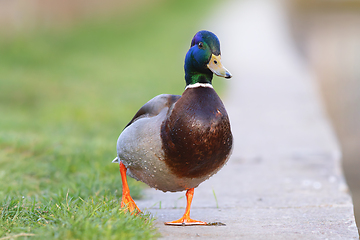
{"left": 161, "top": 87, "right": 233, "bottom": 179}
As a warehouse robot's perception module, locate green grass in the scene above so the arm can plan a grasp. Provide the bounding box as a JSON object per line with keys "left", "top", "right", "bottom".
{"left": 1, "top": 194, "right": 154, "bottom": 240}
{"left": 0, "top": 0, "right": 219, "bottom": 239}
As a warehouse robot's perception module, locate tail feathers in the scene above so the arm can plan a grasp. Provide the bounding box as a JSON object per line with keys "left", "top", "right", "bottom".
{"left": 112, "top": 157, "right": 121, "bottom": 163}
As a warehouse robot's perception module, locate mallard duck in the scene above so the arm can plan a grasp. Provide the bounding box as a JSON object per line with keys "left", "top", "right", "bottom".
{"left": 113, "top": 30, "right": 233, "bottom": 225}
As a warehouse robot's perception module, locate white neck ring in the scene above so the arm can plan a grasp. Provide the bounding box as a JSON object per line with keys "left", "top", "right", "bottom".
{"left": 185, "top": 83, "right": 213, "bottom": 90}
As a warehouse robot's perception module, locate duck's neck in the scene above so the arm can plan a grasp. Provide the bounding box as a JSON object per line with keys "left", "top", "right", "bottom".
{"left": 185, "top": 71, "right": 213, "bottom": 86}
{"left": 185, "top": 82, "right": 213, "bottom": 90}
{"left": 184, "top": 50, "right": 213, "bottom": 86}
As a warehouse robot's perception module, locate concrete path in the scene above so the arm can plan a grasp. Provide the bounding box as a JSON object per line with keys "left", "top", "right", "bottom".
{"left": 137, "top": 0, "right": 359, "bottom": 239}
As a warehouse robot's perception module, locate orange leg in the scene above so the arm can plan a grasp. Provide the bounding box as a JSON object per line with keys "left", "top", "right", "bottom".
{"left": 119, "top": 162, "right": 141, "bottom": 214}
{"left": 165, "top": 188, "right": 207, "bottom": 225}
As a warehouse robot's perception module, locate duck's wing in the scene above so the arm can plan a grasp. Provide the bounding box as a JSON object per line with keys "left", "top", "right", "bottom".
{"left": 124, "top": 94, "right": 181, "bottom": 129}
{"left": 113, "top": 94, "right": 181, "bottom": 164}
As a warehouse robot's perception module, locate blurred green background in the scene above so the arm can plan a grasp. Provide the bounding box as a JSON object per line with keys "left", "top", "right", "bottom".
{"left": 1, "top": 0, "right": 359, "bottom": 238}
{"left": 0, "top": 0, "right": 217, "bottom": 239}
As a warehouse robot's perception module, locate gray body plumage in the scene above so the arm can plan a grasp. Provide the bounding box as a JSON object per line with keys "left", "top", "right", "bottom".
{"left": 114, "top": 94, "right": 216, "bottom": 192}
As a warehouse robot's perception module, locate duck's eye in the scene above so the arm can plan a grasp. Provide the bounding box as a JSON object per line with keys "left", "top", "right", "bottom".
{"left": 198, "top": 42, "right": 204, "bottom": 48}
{"left": 214, "top": 60, "right": 218, "bottom": 64}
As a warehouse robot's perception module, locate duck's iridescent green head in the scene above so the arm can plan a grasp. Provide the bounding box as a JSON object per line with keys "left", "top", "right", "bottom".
{"left": 184, "top": 30, "right": 232, "bottom": 86}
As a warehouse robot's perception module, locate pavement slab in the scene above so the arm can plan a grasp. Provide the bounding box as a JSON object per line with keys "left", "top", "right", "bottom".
{"left": 137, "top": 0, "right": 359, "bottom": 239}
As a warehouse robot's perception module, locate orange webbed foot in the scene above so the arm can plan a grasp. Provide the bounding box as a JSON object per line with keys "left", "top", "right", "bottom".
{"left": 121, "top": 192, "right": 141, "bottom": 215}
{"left": 164, "top": 188, "right": 207, "bottom": 226}
{"left": 165, "top": 217, "right": 206, "bottom": 226}
{"left": 119, "top": 162, "right": 141, "bottom": 215}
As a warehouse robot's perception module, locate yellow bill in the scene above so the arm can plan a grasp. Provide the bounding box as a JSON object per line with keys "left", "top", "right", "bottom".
{"left": 207, "top": 54, "right": 232, "bottom": 79}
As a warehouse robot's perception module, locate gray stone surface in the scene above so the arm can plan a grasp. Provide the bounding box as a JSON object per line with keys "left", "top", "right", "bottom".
{"left": 137, "top": 0, "right": 359, "bottom": 239}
